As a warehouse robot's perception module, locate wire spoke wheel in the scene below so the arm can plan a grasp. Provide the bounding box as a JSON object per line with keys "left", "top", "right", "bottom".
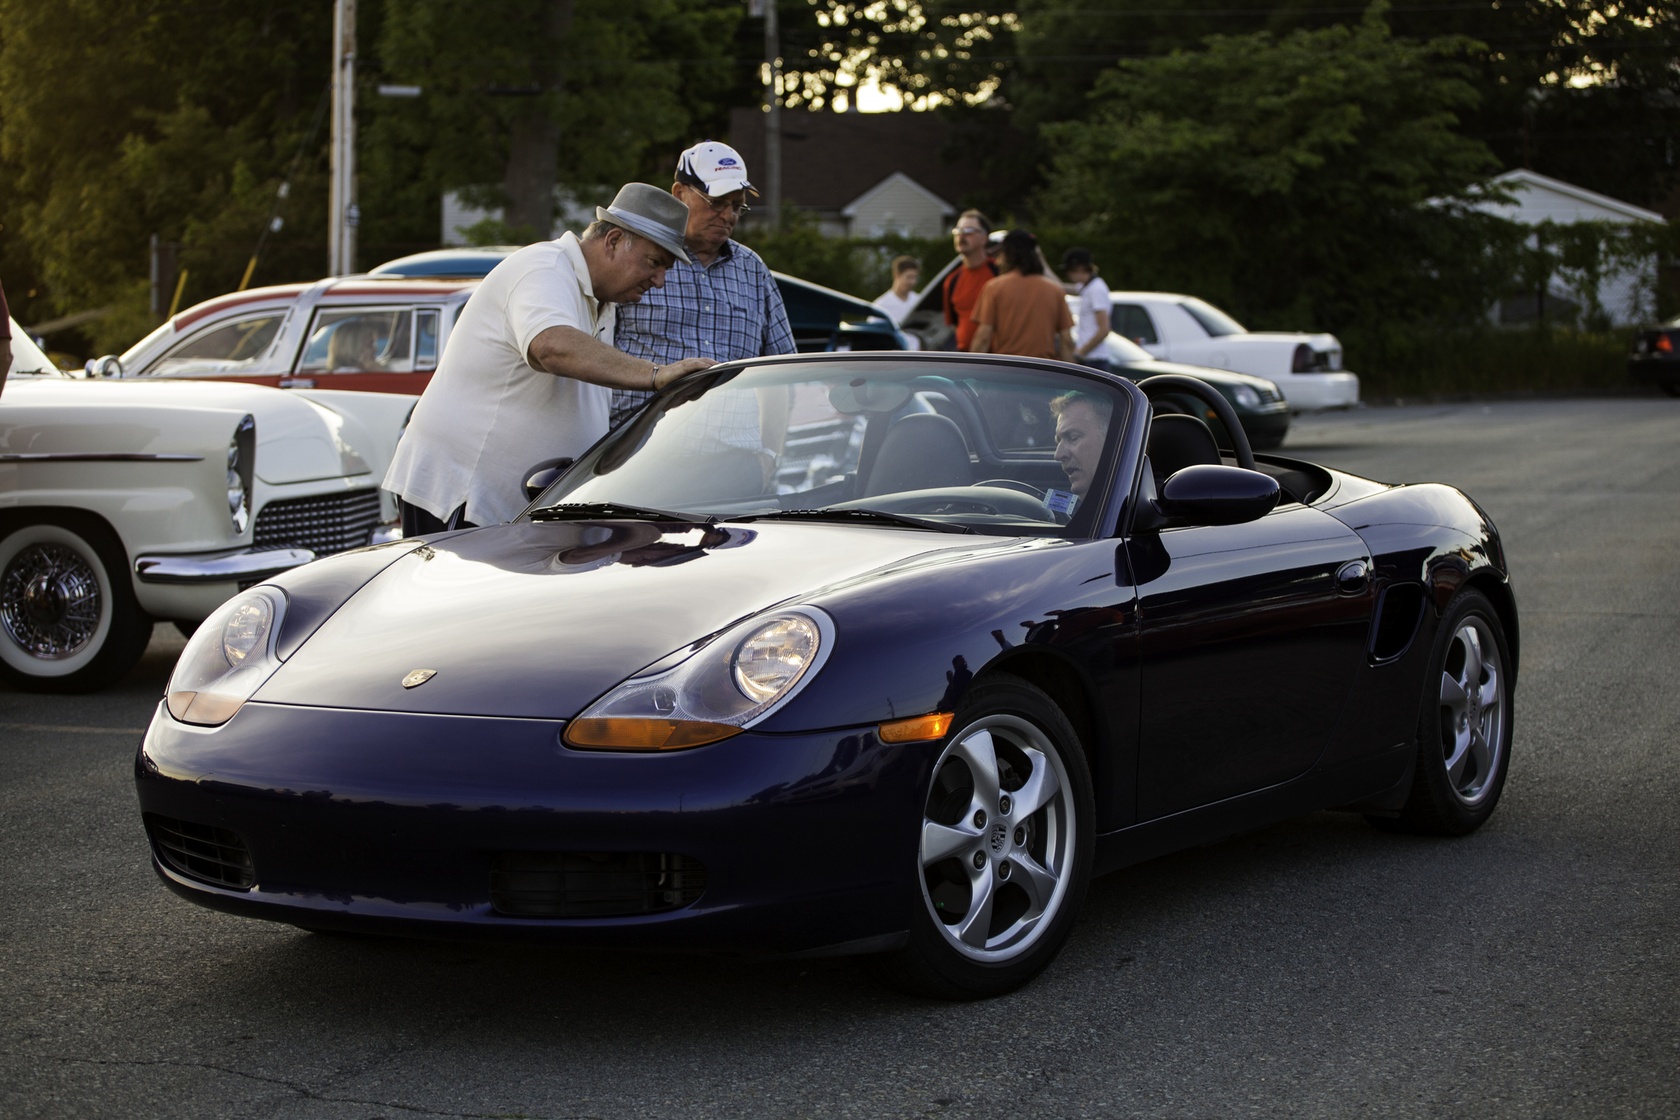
{"left": 0, "top": 518, "right": 150, "bottom": 692}
{"left": 1, "top": 541, "right": 104, "bottom": 659}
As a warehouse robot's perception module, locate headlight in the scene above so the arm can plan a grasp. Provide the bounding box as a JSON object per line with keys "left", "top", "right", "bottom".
{"left": 227, "top": 415, "right": 255, "bottom": 534}
{"left": 1230, "top": 385, "right": 1260, "bottom": 409}
{"left": 166, "top": 586, "right": 287, "bottom": 726}
{"left": 565, "top": 608, "right": 834, "bottom": 751}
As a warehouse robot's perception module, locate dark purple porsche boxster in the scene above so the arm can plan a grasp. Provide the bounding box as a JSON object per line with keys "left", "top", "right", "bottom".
{"left": 135, "top": 353, "right": 1516, "bottom": 999}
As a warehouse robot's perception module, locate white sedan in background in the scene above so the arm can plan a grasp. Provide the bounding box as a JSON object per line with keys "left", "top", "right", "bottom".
{"left": 1108, "top": 292, "right": 1359, "bottom": 411}
{"left": 2, "top": 323, "right": 413, "bottom": 691}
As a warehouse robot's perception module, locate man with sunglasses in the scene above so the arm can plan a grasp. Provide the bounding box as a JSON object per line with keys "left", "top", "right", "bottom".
{"left": 943, "top": 210, "right": 999, "bottom": 351}
{"left": 610, "top": 141, "right": 796, "bottom": 429}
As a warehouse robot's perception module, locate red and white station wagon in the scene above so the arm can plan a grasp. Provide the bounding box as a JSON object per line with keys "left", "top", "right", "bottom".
{"left": 89, "top": 277, "right": 478, "bottom": 395}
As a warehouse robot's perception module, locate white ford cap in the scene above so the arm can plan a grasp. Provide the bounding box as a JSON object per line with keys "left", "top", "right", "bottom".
{"left": 675, "top": 141, "right": 756, "bottom": 199}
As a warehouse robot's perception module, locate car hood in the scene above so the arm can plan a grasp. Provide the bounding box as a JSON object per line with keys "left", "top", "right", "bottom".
{"left": 253, "top": 519, "right": 1028, "bottom": 719}
{"left": 0, "top": 378, "right": 370, "bottom": 484}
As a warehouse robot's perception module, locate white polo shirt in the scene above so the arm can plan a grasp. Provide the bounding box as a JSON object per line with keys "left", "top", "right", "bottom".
{"left": 1072, "top": 276, "right": 1113, "bottom": 353}
{"left": 384, "top": 233, "right": 614, "bottom": 526}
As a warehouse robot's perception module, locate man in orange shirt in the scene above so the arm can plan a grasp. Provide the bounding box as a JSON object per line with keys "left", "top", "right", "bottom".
{"left": 971, "top": 230, "right": 1074, "bottom": 362}
{"left": 942, "top": 209, "right": 998, "bottom": 351}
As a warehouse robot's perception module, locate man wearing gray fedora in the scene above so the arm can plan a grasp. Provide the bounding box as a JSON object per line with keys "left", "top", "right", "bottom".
{"left": 385, "top": 183, "right": 715, "bottom": 533}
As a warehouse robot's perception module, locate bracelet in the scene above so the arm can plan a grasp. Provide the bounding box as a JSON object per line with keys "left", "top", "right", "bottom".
{"left": 650, "top": 362, "right": 659, "bottom": 390}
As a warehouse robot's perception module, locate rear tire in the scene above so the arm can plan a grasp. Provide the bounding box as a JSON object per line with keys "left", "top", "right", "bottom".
{"left": 878, "top": 677, "right": 1094, "bottom": 999}
{"left": 1376, "top": 588, "right": 1513, "bottom": 835}
{"left": 0, "top": 515, "right": 151, "bottom": 692}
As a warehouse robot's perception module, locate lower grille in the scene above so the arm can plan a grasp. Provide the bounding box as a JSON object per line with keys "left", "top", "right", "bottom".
{"left": 145, "top": 814, "right": 255, "bottom": 890}
{"left": 253, "top": 489, "right": 381, "bottom": 557}
{"left": 491, "top": 851, "right": 707, "bottom": 918}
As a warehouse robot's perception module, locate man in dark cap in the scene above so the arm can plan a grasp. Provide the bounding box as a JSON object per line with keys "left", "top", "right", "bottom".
{"left": 384, "top": 183, "right": 715, "bottom": 533}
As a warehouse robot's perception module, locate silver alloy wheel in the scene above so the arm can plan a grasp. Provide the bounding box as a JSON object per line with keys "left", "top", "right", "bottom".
{"left": 1, "top": 540, "right": 103, "bottom": 660}
{"left": 1437, "top": 613, "right": 1506, "bottom": 806}
{"left": 919, "top": 713, "right": 1076, "bottom": 963}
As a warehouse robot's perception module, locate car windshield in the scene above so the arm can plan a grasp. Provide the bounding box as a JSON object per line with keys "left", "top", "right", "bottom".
{"left": 1180, "top": 298, "right": 1247, "bottom": 337}
{"left": 529, "top": 356, "right": 1129, "bottom": 538}
{"left": 5, "top": 320, "right": 60, "bottom": 376}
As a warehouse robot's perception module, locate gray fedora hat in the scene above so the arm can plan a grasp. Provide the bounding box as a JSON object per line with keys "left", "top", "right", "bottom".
{"left": 596, "top": 183, "right": 691, "bottom": 264}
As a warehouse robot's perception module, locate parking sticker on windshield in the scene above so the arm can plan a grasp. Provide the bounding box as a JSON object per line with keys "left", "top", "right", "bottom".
{"left": 1044, "top": 489, "right": 1078, "bottom": 516}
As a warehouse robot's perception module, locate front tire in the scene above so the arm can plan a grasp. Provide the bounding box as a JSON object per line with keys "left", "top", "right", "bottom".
{"left": 1381, "top": 588, "right": 1513, "bottom": 835}
{"left": 880, "top": 677, "right": 1094, "bottom": 999}
{"left": 0, "top": 515, "right": 151, "bottom": 692}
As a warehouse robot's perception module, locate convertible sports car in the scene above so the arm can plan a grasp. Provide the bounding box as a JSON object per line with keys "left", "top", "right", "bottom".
{"left": 135, "top": 352, "right": 1516, "bottom": 998}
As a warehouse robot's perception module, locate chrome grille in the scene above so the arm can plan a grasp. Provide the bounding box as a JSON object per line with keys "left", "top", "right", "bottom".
{"left": 145, "top": 814, "right": 255, "bottom": 890}
{"left": 253, "top": 489, "right": 381, "bottom": 556}
{"left": 491, "top": 851, "right": 708, "bottom": 918}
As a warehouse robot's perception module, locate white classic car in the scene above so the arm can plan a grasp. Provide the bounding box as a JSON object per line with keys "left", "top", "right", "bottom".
{"left": 2, "top": 322, "right": 414, "bottom": 691}
{"left": 1107, "top": 292, "right": 1360, "bottom": 412}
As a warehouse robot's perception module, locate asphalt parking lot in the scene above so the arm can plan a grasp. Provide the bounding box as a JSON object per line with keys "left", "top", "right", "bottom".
{"left": 2, "top": 396, "right": 1677, "bottom": 1119}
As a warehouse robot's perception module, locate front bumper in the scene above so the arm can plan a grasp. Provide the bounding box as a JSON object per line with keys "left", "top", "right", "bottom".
{"left": 134, "top": 701, "right": 935, "bottom": 955}
{"left": 135, "top": 546, "right": 315, "bottom": 584}
{"left": 1284, "top": 371, "right": 1361, "bottom": 411}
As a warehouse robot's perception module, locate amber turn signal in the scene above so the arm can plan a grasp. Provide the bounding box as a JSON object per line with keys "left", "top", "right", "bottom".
{"left": 563, "top": 718, "right": 742, "bottom": 751}
{"left": 878, "top": 712, "right": 954, "bottom": 743}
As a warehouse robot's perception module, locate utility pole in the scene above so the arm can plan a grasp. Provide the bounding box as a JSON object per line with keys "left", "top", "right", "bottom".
{"left": 757, "top": 0, "right": 782, "bottom": 228}
{"left": 329, "top": 0, "right": 358, "bottom": 275}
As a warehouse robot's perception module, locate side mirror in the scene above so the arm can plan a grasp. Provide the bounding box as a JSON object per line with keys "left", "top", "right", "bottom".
{"left": 1149, "top": 464, "right": 1279, "bottom": 527}
{"left": 524, "top": 457, "right": 574, "bottom": 501}
{"left": 86, "top": 355, "right": 124, "bottom": 379}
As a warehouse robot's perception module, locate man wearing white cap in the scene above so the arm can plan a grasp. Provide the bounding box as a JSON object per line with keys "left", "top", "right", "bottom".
{"left": 385, "top": 183, "right": 715, "bottom": 532}
{"left": 610, "top": 141, "right": 796, "bottom": 432}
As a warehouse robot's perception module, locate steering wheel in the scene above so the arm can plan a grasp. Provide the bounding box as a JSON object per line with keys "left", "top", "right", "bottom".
{"left": 1135, "top": 373, "right": 1257, "bottom": 470}
{"left": 977, "top": 478, "right": 1046, "bottom": 500}
{"left": 835, "top": 486, "right": 1057, "bottom": 522}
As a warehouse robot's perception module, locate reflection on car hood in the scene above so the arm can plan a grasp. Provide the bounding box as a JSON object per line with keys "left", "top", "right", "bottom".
{"left": 252, "top": 519, "right": 1032, "bottom": 719}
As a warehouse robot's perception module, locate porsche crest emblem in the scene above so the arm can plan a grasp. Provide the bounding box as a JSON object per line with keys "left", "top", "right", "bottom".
{"left": 402, "top": 669, "right": 438, "bottom": 689}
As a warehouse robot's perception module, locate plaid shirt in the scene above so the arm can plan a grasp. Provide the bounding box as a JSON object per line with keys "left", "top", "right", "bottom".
{"left": 609, "top": 239, "right": 796, "bottom": 426}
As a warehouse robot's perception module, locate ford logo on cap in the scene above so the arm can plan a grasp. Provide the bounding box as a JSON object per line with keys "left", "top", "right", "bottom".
{"left": 719, "top": 157, "right": 738, "bottom": 167}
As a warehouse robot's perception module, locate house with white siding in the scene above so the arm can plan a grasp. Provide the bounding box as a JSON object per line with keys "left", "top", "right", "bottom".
{"left": 1469, "top": 169, "right": 1666, "bottom": 328}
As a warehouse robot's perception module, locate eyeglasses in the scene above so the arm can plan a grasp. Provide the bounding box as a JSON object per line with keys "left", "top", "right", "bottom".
{"left": 952, "top": 226, "right": 984, "bottom": 236}
{"left": 689, "top": 188, "right": 750, "bottom": 215}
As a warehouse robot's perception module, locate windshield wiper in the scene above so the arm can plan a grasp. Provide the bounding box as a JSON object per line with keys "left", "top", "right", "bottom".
{"left": 726, "top": 507, "right": 971, "bottom": 534}
{"left": 529, "top": 502, "right": 704, "bottom": 524}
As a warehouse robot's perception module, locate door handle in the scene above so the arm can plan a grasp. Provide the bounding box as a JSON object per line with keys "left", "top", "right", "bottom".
{"left": 1335, "top": 559, "right": 1369, "bottom": 594}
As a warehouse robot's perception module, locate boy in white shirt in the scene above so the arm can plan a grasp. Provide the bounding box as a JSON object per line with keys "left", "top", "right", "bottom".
{"left": 873, "top": 255, "right": 921, "bottom": 326}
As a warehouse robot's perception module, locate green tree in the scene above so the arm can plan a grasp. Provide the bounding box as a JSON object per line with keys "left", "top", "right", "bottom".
{"left": 365, "top": 0, "right": 740, "bottom": 249}
{"left": 1035, "top": 6, "right": 1516, "bottom": 339}
{"left": 0, "top": 0, "right": 334, "bottom": 351}
{"left": 1010, "top": 0, "right": 1680, "bottom": 213}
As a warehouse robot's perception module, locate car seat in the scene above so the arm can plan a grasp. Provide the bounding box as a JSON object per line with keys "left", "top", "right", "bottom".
{"left": 1146, "top": 413, "right": 1222, "bottom": 485}
{"left": 861, "top": 413, "right": 973, "bottom": 497}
